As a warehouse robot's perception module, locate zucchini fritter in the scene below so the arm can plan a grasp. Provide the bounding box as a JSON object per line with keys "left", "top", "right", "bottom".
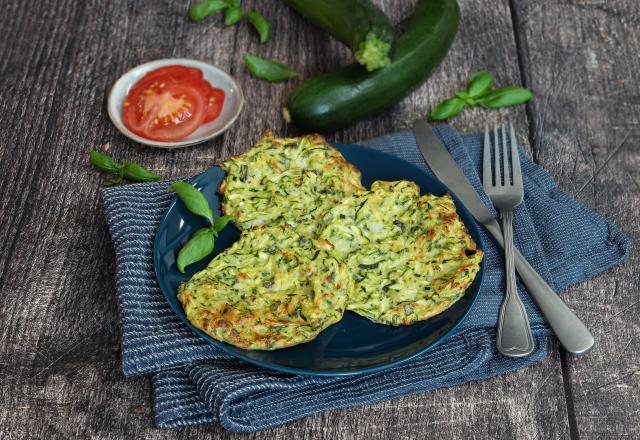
{"left": 178, "top": 225, "right": 351, "bottom": 350}
{"left": 317, "top": 181, "right": 483, "bottom": 325}
{"left": 219, "top": 132, "right": 364, "bottom": 237}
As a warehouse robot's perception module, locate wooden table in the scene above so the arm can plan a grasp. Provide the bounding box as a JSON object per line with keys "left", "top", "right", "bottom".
{"left": 1, "top": 1, "right": 638, "bottom": 438}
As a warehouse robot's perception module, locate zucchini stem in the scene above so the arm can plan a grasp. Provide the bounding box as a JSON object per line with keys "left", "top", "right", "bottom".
{"left": 355, "top": 33, "right": 392, "bottom": 71}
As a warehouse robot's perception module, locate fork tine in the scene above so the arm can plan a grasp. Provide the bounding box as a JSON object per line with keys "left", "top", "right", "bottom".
{"left": 502, "top": 124, "right": 510, "bottom": 186}
{"left": 494, "top": 124, "right": 501, "bottom": 186}
{"left": 510, "top": 122, "right": 523, "bottom": 189}
{"left": 483, "top": 125, "right": 492, "bottom": 188}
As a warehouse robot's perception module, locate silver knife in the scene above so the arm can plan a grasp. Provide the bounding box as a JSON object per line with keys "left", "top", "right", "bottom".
{"left": 413, "top": 119, "right": 594, "bottom": 356}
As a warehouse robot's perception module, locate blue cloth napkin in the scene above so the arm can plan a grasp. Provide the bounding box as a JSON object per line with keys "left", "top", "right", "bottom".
{"left": 101, "top": 125, "right": 629, "bottom": 432}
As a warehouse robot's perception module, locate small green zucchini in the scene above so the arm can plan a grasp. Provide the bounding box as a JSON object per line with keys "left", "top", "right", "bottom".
{"left": 282, "top": 0, "right": 396, "bottom": 71}
{"left": 284, "top": 0, "right": 460, "bottom": 132}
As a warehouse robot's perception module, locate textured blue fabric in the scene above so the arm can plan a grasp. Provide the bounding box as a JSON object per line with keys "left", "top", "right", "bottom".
{"left": 101, "top": 125, "right": 629, "bottom": 432}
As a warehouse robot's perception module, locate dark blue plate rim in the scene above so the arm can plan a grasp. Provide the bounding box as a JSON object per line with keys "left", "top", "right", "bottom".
{"left": 153, "top": 144, "right": 485, "bottom": 377}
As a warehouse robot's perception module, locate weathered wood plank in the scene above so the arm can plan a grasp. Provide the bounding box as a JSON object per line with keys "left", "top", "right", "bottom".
{"left": 0, "top": 0, "right": 581, "bottom": 438}
{"left": 511, "top": 1, "right": 640, "bottom": 439}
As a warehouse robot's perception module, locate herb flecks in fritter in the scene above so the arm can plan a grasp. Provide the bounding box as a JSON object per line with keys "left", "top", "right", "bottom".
{"left": 178, "top": 225, "right": 351, "bottom": 350}
{"left": 317, "top": 180, "right": 483, "bottom": 326}
{"left": 219, "top": 132, "right": 364, "bottom": 237}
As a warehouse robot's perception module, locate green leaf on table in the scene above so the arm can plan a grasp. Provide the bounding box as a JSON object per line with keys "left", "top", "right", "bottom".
{"left": 90, "top": 150, "right": 121, "bottom": 174}
{"left": 176, "top": 228, "right": 216, "bottom": 273}
{"left": 478, "top": 86, "right": 533, "bottom": 108}
{"left": 170, "top": 181, "right": 214, "bottom": 225}
{"left": 427, "top": 70, "right": 532, "bottom": 121}
{"left": 247, "top": 10, "right": 271, "bottom": 43}
{"left": 466, "top": 71, "right": 494, "bottom": 98}
{"left": 454, "top": 90, "right": 477, "bottom": 108}
{"left": 189, "top": 0, "right": 228, "bottom": 23}
{"left": 244, "top": 54, "right": 298, "bottom": 82}
{"left": 224, "top": 6, "right": 243, "bottom": 25}
{"left": 90, "top": 151, "right": 162, "bottom": 186}
{"left": 429, "top": 97, "right": 465, "bottom": 121}
{"left": 122, "top": 163, "right": 160, "bottom": 182}
{"left": 212, "top": 215, "right": 235, "bottom": 232}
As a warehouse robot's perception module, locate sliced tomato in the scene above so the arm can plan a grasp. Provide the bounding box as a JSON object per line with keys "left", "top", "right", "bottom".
{"left": 136, "top": 65, "right": 203, "bottom": 87}
{"left": 122, "top": 81, "right": 206, "bottom": 142}
{"left": 197, "top": 81, "right": 226, "bottom": 123}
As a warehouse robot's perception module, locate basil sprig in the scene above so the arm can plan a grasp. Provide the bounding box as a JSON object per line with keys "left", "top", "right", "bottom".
{"left": 189, "top": 1, "right": 271, "bottom": 44}
{"left": 244, "top": 54, "right": 298, "bottom": 82}
{"left": 430, "top": 71, "right": 532, "bottom": 121}
{"left": 90, "top": 151, "right": 160, "bottom": 185}
{"left": 170, "top": 181, "right": 235, "bottom": 273}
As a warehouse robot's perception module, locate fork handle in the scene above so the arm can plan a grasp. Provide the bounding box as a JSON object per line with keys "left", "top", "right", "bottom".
{"left": 483, "top": 219, "right": 595, "bottom": 356}
{"left": 497, "top": 211, "right": 535, "bottom": 357}
{"left": 512, "top": 244, "right": 595, "bottom": 356}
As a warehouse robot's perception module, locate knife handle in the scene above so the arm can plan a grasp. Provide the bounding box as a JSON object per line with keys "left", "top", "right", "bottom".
{"left": 512, "top": 247, "right": 594, "bottom": 356}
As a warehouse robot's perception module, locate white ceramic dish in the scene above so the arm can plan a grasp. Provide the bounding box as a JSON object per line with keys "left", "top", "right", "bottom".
{"left": 107, "top": 58, "right": 244, "bottom": 149}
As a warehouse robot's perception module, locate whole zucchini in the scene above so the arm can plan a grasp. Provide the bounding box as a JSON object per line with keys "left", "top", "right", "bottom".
{"left": 284, "top": 0, "right": 460, "bottom": 132}
{"left": 283, "top": 0, "right": 396, "bottom": 71}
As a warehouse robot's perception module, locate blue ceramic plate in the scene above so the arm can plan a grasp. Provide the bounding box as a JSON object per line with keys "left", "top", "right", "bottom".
{"left": 154, "top": 144, "right": 485, "bottom": 376}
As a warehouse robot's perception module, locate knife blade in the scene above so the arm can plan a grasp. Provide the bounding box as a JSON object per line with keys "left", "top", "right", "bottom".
{"left": 413, "top": 119, "right": 594, "bottom": 356}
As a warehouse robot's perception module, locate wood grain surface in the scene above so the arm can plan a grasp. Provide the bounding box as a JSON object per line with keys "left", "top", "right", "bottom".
{"left": 512, "top": 1, "right": 640, "bottom": 439}
{"left": 0, "top": 0, "right": 637, "bottom": 439}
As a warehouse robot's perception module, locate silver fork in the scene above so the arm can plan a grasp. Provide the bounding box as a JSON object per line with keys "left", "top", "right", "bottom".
{"left": 483, "top": 123, "right": 535, "bottom": 357}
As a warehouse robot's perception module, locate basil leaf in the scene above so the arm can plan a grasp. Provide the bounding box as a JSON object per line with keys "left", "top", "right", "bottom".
{"left": 212, "top": 215, "right": 235, "bottom": 232}
{"left": 170, "top": 181, "right": 214, "bottom": 225}
{"left": 189, "top": 0, "right": 228, "bottom": 22}
{"left": 122, "top": 163, "right": 160, "bottom": 182}
{"left": 466, "top": 71, "right": 494, "bottom": 98}
{"left": 244, "top": 54, "right": 298, "bottom": 82}
{"left": 455, "top": 91, "right": 476, "bottom": 108}
{"left": 429, "top": 97, "right": 465, "bottom": 121}
{"left": 90, "top": 151, "right": 121, "bottom": 174}
{"left": 225, "top": 6, "right": 243, "bottom": 25}
{"left": 176, "top": 228, "right": 216, "bottom": 273}
{"left": 478, "top": 86, "right": 532, "bottom": 109}
{"left": 247, "top": 10, "right": 271, "bottom": 43}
